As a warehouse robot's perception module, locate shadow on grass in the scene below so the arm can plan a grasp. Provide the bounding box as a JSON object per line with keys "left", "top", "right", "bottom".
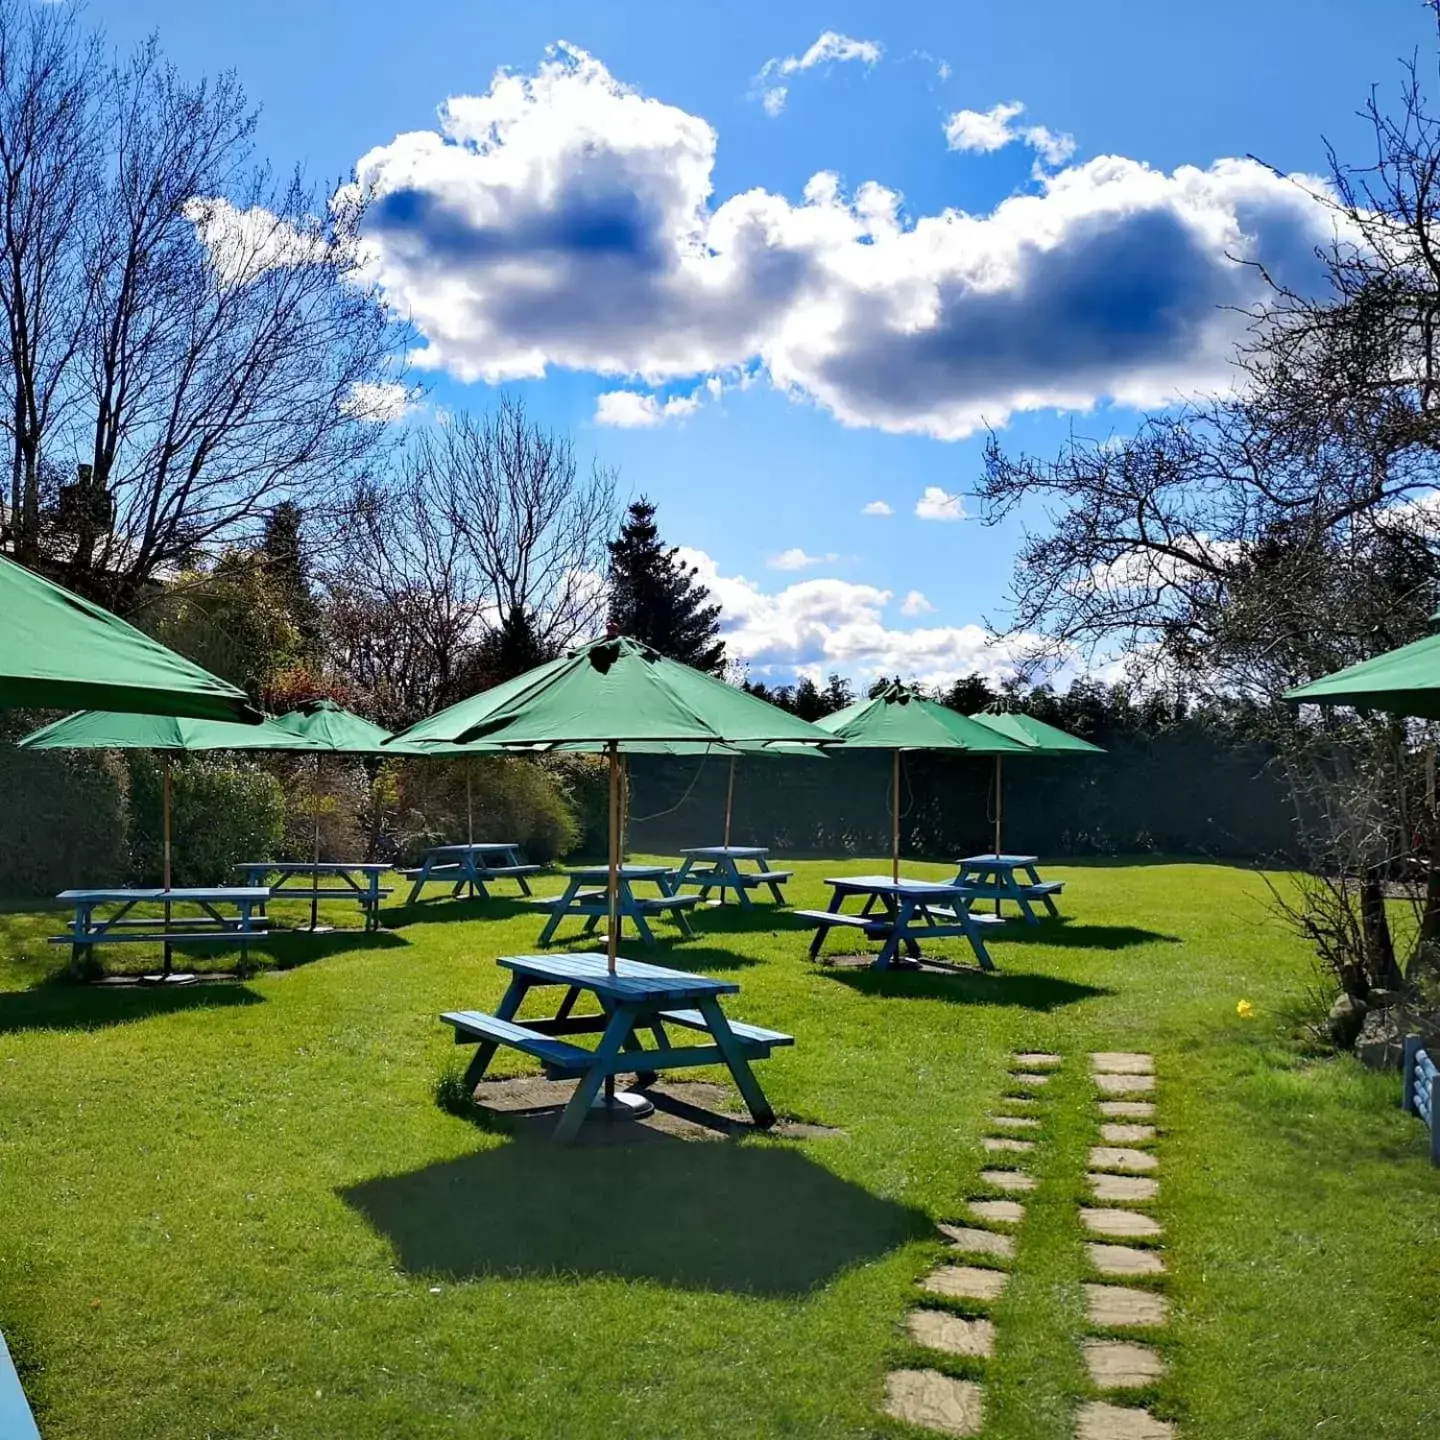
{"left": 381, "top": 895, "right": 535, "bottom": 930}
{"left": 340, "top": 1136, "right": 927, "bottom": 1296}
{"left": 821, "top": 964, "right": 1110, "bottom": 1010}
{"left": 0, "top": 979, "right": 264, "bottom": 1034}
{"left": 988, "top": 920, "right": 1182, "bottom": 950}
{"left": 258, "top": 929, "right": 409, "bottom": 970}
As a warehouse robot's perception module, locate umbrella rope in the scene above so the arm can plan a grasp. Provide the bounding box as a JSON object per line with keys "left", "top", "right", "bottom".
{"left": 628, "top": 751, "right": 717, "bottom": 823}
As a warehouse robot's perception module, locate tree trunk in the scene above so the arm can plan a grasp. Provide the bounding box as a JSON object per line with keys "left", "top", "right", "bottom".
{"left": 1361, "top": 865, "right": 1403, "bottom": 990}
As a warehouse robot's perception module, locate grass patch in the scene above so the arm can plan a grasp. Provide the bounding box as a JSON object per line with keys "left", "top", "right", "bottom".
{"left": 0, "top": 858, "right": 1438, "bottom": 1437}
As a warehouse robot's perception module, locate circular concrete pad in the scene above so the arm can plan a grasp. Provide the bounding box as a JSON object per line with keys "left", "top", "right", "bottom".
{"left": 907, "top": 1309, "right": 996, "bottom": 1358}
{"left": 883, "top": 1370, "right": 985, "bottom": 1436}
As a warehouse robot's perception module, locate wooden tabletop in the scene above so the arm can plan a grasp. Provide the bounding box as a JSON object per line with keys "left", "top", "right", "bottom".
{"left": 57, "top": 887, "right": 271, "bottom": 903}
{"left": 499, "top": 952, "right": 738, "bottom": 1000}
{"left": 678, "top": 846, "right": 769, "bottom": 858}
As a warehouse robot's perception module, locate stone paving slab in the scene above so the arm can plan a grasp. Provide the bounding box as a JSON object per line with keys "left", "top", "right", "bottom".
{"left": 922, "top": 1263, "right": 1009, "bottom": 1301}
{"left": 990, "top": 1114, "right": 1042, "bottom": 1129}
{"left": 983, "top": 1135, "right": 1035, "bottom": 1153}
{"left": 1087, "top": 1242, "right": 1166, "bottom": 1277}
{"left": 1080, "top": 1207, "right": 1163, "bottom": 1240}
{"left": 1089, "top": 1146, "right": 1158, "bottom": 1173}
{"left": 1012, "top": 1071, "right": 1052, "bottom": 1086}
{"left": 1083, "top": 1340, "right": 1166, "bottom": 1389}
{"left": 939, "top": 1223, "right": 1016, "bottom": 1259}
{"left": 907, "top": 1309, "right": 996, "bottom": 1358}
{"left": 1075, "top": 1400, "right": 1175, "bottom": 1439}
{"left": 1100, "top": 1123, "right": 1156, "bottom": 1144}
{"left": 981, "top": 1168, "right": 1037, "bottom": 1192}
{"left": 883, "top": 1370, "right": 985, "bottom": 1436}
{"left": 1095, "top": 1073, "right": 1156, "bottom": 1096}
{"left": 1084, "top": 1284, "right": 1170, "bottom": 1328}
{"left": 1089, "top": 1052, "right": 1155, "bottom": 1075}
{"left": 1014, "top": 1052, "right": 1062, "bottom": 1067}
{"left": 1099, "top": 1101, "right": 1155, "bottom": 1119}
{"left": 968, "top": 1198, "right": 1024, "bottom": 1225}
{"left": 1089, "top": 1173, "right": 1159, "bottom": 1203}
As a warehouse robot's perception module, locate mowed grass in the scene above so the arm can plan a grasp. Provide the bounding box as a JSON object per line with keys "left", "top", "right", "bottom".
{"left": 0, "top": 858, "right": 1437, "bottom": 1439}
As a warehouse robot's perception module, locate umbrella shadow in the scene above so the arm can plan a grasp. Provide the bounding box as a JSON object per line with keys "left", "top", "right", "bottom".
{"left": 258, "top": 929, "right": 409, "bottom": 970}
{"left": 382, "top": 895, "right": 535, "bottom": 930}
{"left": 0, "top": 979, "right": 264, "bottom": 1035}
{"left": 988, "top": 920, "right": 1182, "bottom": 950}
{"left": 339, "top": 1135, "right": 928, "bottom": 1297}
{"left": 820, "top": 964, "right": 1110, "bottom": 1011}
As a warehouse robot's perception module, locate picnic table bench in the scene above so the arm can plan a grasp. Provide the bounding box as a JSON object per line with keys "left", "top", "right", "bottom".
{"left": 533, "top": 864, "right": 699, "bottom": 946}
{"left": 52, "top": 887, "right": 271, "bottom": 981}
{"left": 797, "top": 874, "right": 1005, "bottom": 971}
{"left": 954, "top": 853, "right": 1063, "bottom": 923}
{"left": 441, "top": 952, "right": 793, "bottom": 1142}
{"left": 402, "top": 842, "right": 541, "bottom": 904}
{"left": 0, "top": 1330, "right": 38, "bottom": 1440}
{"left": 235, "top": 861, "right": 392, "bottom": 932}
{"left": 671, "top": 845, "right": 793, "bottom": 906}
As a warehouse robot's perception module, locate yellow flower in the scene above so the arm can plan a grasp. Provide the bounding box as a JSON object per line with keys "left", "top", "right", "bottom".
{"left": 1236, "top": 999, "right": 1255, "bottom": 1019}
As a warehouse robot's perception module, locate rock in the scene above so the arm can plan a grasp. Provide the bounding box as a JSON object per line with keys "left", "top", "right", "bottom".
{"left": 1354, "top": 1005, "right": 1440, "bottom": 1070}
{"left": 1365, "top": 987, "right": 1403, "bottom": 1010}
{"left": 1081, "top": 1208, "right": 1163, "bottom": 1240}
{"left": 981, "top": 1168, "right": 1037, "bottom": 1192}
{"left": 883, "top": 1370, "right": 985, "bottom": 1436}
{"left": 921, "top": 1264, "right": 1008, "bottom": 1301}
{"left": 1327, "top": 993, "right": 1367, "bottom": 1049}
{"left": 1083, "top": 1340, "right": 1166, "bottom": 1389}
{"left": 907, "top": 1309, "right": 995, "bottom": 1358}
{"left": 938, "top": 1223, "right": 1015, "bottom": 1259}
{"left": 1087, "top": 1243, "right": 1166, "bottom": 1277}
{"left": 968, "top": 1198, "right": 1025, "bottom": 1225}
{"left": 1084, "top": 1284, "right": 1169, "bottom": 1328}
{"left": 1075, "top": 1400, "right": 1175, "bottom": 1439}
{"left": 1090, "top": 1052, "right": 1155, "bottom": 1074}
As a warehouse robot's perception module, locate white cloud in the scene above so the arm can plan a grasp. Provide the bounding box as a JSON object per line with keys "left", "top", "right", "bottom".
{"left": 594, "top": 388, "right": 701, "bottom": 428}
{"left": 682, "top": 546, "right": 1035, "bottom": 688}
{"left": 768, "top": 547, "right": 837, "bottom": 570}
{"left": 341, "top": 380, "right": 413, "bottom": 423}
{"left": 901, "top": 589, "right": 935, "bottom": 615}
{"left": 944, "top": 100, "right": 1076, "bottom": 171}
{"left": 862, "top": 500, "right": 894, "bottom": 516}
{"left": 346, "top": 44, "right": 1337, "bottom": 442}
{"left": 755, "top": 32, "right": 883, "bottom": 114}
{"left": 184, "top": 197, "right": 328, "bottom": 287}
{"left": 915, "top": 486, "right": 967, "bottom": 522}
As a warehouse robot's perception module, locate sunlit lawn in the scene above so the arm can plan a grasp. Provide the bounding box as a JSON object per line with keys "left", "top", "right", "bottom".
{"left": 1, "top": 858, "right": 1438, "bottom": 1438}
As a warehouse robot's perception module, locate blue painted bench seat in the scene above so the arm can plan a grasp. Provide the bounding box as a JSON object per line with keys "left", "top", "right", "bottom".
{"left": 919, "top": 907, "right": 1007, "bottom": 929}
{"left": 441, "top": 1010, "right": 591, "bottom": 1074}
{"left": 52, "top": 928, "right": 267, "bottom": 946}
{"left": 793, "top": 909, "right": 892, "bottom": 935}
{"left": 531, "top": 893, "right": 700, "bottom": 915}
{"left": 658, "top": 1008, "right": 795, "bottom": 1052}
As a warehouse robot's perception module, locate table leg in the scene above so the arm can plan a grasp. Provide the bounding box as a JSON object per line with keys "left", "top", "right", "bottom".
{"left": 874, "top": 897, "right": 907, "bottom": 971}
{"left": 728, "top": 859, "right": 753, "bottom": 908}
{"left": 697, "top": 997, "right": 775, "bottom": 1129}
{"left": 1023, "top": 864, "right": 1060, "bottom": 917}
{"left": 406, "top": 859, "right": 431, "bottom": 906}
{"left": 463, "top": 976, "right": 531, "bottom": 1086}
{"left": 553, "top": 1004, "right": 640, "bottom": 1144}
{"left": 1006, "top": 870, "right": 1038, "bottom": 924}
{"left": 962, "top": 910, "right": 997, "bottom": 971}
{"left": 538, "top": 879, "right": 578, "bottom": 946}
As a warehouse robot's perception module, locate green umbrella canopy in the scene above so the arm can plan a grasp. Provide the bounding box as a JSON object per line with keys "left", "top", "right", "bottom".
{"left": 966, "top": 712, "right": 1106, "bottom": 755}
{"left": 17, "top": 709, "right": 329, "bottom": 753}
{"left": 816, "top": 683, "right": 1030, "bottom": 754}
{"left": 267, "top": 698, "right": 403, "bottom": 752}
{"left": 1284, "top": 633, "right": 1440, "bottom": 720}
{"left": 390, "top": 636, "right": 833, "bottom": 749}
{"left": 0, "top": 554, "right": 257, "bottom": 721}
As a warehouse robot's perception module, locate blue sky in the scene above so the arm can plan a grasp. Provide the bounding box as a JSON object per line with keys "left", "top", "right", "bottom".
{"left": 96, "top": 0, "right": 1431, "bottom": 688}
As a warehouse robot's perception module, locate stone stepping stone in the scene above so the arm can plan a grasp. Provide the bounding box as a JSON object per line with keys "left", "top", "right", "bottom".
{"left": 1089, "top": 1052, "right": 1154, "bottom": 1075}
{"left": 1012, "top": 1071, "right": 1051, "bottom": 1086}
{"left": 938, "top": 1223, "right": 1015, "bottom": 1259}
{"left": 983, "top": 1135, "right": 1034, "bottom": 1153}
{"left": 1083, "top": 1340, "right": 1166, "bottom": 1389}
{"left": 1013, "top": 1051, "right": 1061, "bottom": 1068}
{"left": 1089, "top": 1146, "right": 1158, "bottom": 1174}
{"left": 968, "top": 1198, "right": 1024, "bottom": 1225}
{"left": 990, "top": 1114, "right": 1041, "bottom": 1130}
{"left": 1087, "top": 1243, "right": 1166, "bottom": 1277}
{"left": 1099, "top": 1101, "right": 1155, "bottom": 1119}
{"left": 1100, "top": 1123, "right": 1155, "bottom": 1144}
{"left": 1084, "top": 1284, "right": 1169, "bottom": 1328}
{"left": 922, "top": 1263, "right": 1009, "bottom": 1301}
{"left": 1080, "top": 1208, "right": 1163, "bottom": 1240}
{"left": 883, "top": 1369, "right": 985, "bottom": 1436}
{"left": 1089, "top": 1173, "right": 1158, "bottom": 1203}
{"left": 907, "top": 1309, "right": 996, "bottom": 1358}
{"left": 1095, "top": 1073, "right": 1155, "bottom": 1096}
{"left": 1075, "top": 1400, "right": 1175, "bottom": 1439}
{"left": 981, "top": 1168, "right": 1037, "bottom": 1192}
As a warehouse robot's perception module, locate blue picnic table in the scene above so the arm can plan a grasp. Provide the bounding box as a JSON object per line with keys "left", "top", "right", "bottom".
{"left": 671, "top": 845, "right": 793, "bottom": 906}
{"left": 441, "top": 952, "right": 794, "bottom": 1143}
{"left": 52, "top": 886, "right": 271, "bottom": 981}
{"left": 403, "top": 842, "right": 541, "bottom": 905}
{"left": 235, "top": 861, "right": 392, "bottom": 932}
{"left": 797, "top": 874, "right": 1005, "bottom": 971}
{"left": 533, "top": 864, "right": 699, "bottom": 946}
{"left": 953, "top": 854, "right": 1064, "bottom": 923}
{"left": 0, "top": 1330, "right": 39, "bottom": 1440}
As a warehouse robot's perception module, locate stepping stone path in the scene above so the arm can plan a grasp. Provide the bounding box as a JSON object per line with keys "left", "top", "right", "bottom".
{"left": 883, "top": 1050, "right": 1057, "bottom": 1435}
{"left": 1077, "top": 1053, "right": 1170, "bottom": 1439}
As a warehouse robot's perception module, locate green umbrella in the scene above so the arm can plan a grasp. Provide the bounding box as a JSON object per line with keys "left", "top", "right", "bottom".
{"left": 816, "top": 683, "right": 1028, "bottom": 881}
{"left": 19, "top": 709, "right": 329, "bottom": 977}
{"left": 0, "top": 554, "right": 256, "bottom": 720}
{"left": 391, "top": 635, "right": 830, "bottom": 969}
{"left": 967, "top": 712, "right": 1105, "bottom": 860}
{"left": 1284, "top": 633, "right": 1440, "bottom": 719}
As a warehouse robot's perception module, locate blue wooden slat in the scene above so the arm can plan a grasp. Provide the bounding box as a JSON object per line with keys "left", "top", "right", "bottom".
{"left": 0, "top": 1331, "right": 40, "bottom": 1440}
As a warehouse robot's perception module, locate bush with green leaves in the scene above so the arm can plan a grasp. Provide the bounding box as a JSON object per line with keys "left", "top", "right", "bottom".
{"left": 127, "top": 754, "right": 286, "bottom": 886}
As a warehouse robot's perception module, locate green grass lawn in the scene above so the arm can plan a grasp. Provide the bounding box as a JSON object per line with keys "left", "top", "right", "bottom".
{"left": 1, "top": 858, "right": 1438, "bottom": 1439}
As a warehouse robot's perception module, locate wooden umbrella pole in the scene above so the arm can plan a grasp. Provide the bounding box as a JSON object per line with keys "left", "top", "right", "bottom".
{"left": 466, "top": 762, "right": 475, "bottom": 896}
{"left": 311, "top": 754, "right": 322, "bottom": 931}
{"left": 607, "top": 742, "right": 620, "bottom": 976}
{"left": 892, "top": 750, "right": 901, "bottom": 884}
{"left": 723, "top": 755, "right": 736, "bottom": 849}
{"left": 994, "top": 755, "right": 1003, "bottom": 916}
{"left": 162, "top": 754, "right": 173, "bottom": 978}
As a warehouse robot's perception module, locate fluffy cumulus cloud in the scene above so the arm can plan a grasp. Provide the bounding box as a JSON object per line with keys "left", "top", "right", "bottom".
{"left": 944, "top": 101, "right": 1075, "bottom": 169}
{"left": 346, "top": 44, "right": 1337, "bottom": 441}
{"left": 901, "top": 589, "right": 935, "bottom": 615}
{"left": 915, "top": 486, "right": 966, "bottom": 521}
{"left": 754, "top": 31, "right": 884, "bottom": 116}
{"left": 768, "top": 547, "right": 838, "bottom": 570}
{"left": 594, "top": 389, "right": 701, "bottom": 428}
{"left": 862, "top": 499, "right": 894, "bottom": 516}
{"left": 341, "top": 380, "right": 414, "bottom": 423}
{"left": 681, "top": 547, "right": 1033, "bottom": 687}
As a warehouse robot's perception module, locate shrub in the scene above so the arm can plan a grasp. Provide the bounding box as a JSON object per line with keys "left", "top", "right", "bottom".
{"left": 127, "top": 754, "right": 285, "bottom": 885}
{"left": 0, "top": 718, "right": 129, "bottom": 897}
